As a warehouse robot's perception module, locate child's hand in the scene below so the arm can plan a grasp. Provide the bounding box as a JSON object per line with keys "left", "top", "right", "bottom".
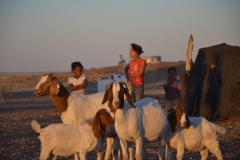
{"left": 168, "top": 79, "right": 174, "bottom": 85}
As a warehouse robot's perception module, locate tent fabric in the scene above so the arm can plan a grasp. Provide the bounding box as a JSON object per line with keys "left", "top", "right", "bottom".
{"left": 180, "top": 43, "right": 240, "bottom": 121}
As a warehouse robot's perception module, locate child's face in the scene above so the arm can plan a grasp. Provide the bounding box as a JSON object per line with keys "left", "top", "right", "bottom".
{"left": 73, "top": 66, "right": 82, "bottom": 77}
{"left": 130, "top": 48, "right": 138, "bottom": 58}
{"left": 168, "top": 69, "right": 177, "bottom": 79}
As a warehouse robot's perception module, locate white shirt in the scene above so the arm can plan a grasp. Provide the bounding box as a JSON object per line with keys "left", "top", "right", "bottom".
{"left": 68, "top": 74, "right": 86, "bottom": 94}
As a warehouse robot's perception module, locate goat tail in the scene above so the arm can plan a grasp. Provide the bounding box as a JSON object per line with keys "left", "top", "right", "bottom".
{"left": 211, "top": 123, "right": 227, "bottom": 135}
{"left": 31, "top": 120, "right": 41, "bottom": 133}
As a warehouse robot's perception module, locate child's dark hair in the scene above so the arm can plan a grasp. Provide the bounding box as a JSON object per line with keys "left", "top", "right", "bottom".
{"left": 71, "top": 62, "right": 83, "bottom": 71}
{"left": 131, "top": 43, "right": 144, "bottom": 55}
{"left": 168, "top": 67, "right": 177, "bottom": 73}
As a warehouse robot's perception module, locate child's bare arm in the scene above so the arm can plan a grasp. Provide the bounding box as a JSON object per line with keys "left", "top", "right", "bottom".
{"left": 69, "top": 79, "right": 88, "bottom": 91}
{"left": 128, "top": 60, "right": 146, "bottom": 78}
{"left": 163, "top": 79, "right": 174, "bottom": 91}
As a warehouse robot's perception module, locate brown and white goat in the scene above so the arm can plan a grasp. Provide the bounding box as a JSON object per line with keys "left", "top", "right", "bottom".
{"left": 31, "top": 109, "right": 115, "bottom": 160}
{"left": 102, "top": 82, "right": 167, "bottom": 160}
{"left": 164, "top": 107, "right": 226, "bottom": 160}
{"left": 34, "top": 73, "right": 120, "bottom": 160}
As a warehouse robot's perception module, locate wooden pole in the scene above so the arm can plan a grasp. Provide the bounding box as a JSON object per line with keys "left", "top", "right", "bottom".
{"left": 185, "top": 34, "right": 194, "bottom": 75}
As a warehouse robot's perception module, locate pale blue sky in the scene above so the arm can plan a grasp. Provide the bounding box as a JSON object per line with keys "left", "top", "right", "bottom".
{"left": 0, "top": 0, "right": 239, "bottom": 73}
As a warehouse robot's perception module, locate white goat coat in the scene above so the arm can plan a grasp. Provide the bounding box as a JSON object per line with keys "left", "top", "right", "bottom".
{"left": 61, "top": 92, "right": 108, "bottom": 125}
{"left": 164, "top": 117, "right": 226, "bottom": 160}
{"left": 165, "top": 117, "right": 225, "bottom": 151}
{"left": 115, "top": 98, "right": 167, "bottom": 142}
{"left": 32, "top": 121, "right": 97, "bottom": 158}
{"left": 61, "top": 79, "right": 132, "bottom": 125}
{"left": 61, "top": 93, "right": 122, "bottom": 160}
{"left": 34, "top": 74, "right": 121, "bottom": 160}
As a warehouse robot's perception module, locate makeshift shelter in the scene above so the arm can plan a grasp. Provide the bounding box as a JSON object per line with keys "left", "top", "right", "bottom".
{"left": 181, "top": 43, "right": 240, "bottom": 121}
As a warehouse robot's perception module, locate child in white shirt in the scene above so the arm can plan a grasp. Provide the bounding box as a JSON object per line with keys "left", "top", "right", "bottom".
{"left": 68, "top": 62, "right": 87, "bottom": 95}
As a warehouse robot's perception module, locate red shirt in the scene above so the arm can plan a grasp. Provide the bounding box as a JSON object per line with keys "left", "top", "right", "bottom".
{"left": 128, "top": 59, "right": 144, "bottom": 85}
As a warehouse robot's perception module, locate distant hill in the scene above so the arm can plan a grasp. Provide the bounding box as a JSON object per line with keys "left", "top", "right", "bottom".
{"left": 0, "top": 62, "right": 185, "bottom": 97}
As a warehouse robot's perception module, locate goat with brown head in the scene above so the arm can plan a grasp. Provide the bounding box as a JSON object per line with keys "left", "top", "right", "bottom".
{"left": 34, "top": 73, "right": 70, "bottom": 113}
{"left": 167, "top": 107, "right": 190, "bottom": 132}
{"left": 34, "top": 74, "right": 121, "bottom": 160}
{"left": 102, "top": 82, "right": 168, "bottom": 160}
{"left": 34, "top": 73, "right": 69, "bottom": 97}
{"left": 164, "top": 106, "right": 226, "bottom": 160}
{"left": 92, "top": 109, "right": 115, "bottom": 139}
{"left": 31, "top": 109, "right": 116, "bottom": 160}
{"left": 101, "top": 82, "right": 135, "bottom": 113}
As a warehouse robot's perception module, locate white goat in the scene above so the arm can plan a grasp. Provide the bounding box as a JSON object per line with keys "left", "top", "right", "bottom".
{"left": 101, "top": 82, "right": 167, "bottom": 160}
{"left": 31, "top": 109, "right": 115, "bottom": 160}
{"left": 164, "top": 107, "right": 226, "bottom": 160}
{"left": 34, "top": 73, "right": 120, "bottom": 160}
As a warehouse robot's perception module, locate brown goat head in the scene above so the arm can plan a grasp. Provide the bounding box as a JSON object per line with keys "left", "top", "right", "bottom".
{"left": 102, "top": 82, "right": 136, "bottom": 113}
{"left": 167, "top": 107, "right": 190, "bottom": 132}
{"left": 34, "top": 73, "right": 68, "bottom": 96}
{"left": 92, "top": 109, "right": 115, "bottom": 139}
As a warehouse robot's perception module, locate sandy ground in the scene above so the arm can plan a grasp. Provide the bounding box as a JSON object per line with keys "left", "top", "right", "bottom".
{"left": 0, "top": 93, "right": 239, "bottom": 160}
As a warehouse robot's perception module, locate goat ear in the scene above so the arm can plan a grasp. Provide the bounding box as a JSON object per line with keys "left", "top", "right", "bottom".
{"left": 167, "top": 108, "right": 174, "bottom": 120}
{"left": 167, "top": 109, "right": 178, "bottom": 132}
{"left": 48, "top": 73, "right": 55, "bottom": 81}
{"left": 106, "top": 82, "right": 113, "bottom": 89}
{"left": 102, "top": 90, "right": 109, "bottom": 105}
{"left": 121, "top": 82, "right": 136, "bottom": 108}
{"left": 125, "top": 91, "right": 136, "bottom": 108}
{"left": 186, "top": 115, "right": 191, "bottom": 129}
{"left": 92, "top": 111, "right": 102, "bottom": 139}
{"left": 120, "top": 81, "right": 129, "bottom": 90}
{"left": 100, "top": 109, "right": 115, "bottom": 126}
{"left": 49, "top": 79, "right": 60, "bottom": 95}
{"left": 102, "top": 83, "right": 112, "bottom": 105}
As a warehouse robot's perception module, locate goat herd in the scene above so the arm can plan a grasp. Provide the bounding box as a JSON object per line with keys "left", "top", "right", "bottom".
{"left": 32, "top": 73, "right": 226, "bottom": 160}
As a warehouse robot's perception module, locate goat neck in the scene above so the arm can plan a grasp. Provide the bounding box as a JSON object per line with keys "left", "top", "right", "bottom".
{"left": 47, "top": 77, "right": 70, "bottom": 113}
{"left": 50, "top": 93, "right": 69, "bottom": 113}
